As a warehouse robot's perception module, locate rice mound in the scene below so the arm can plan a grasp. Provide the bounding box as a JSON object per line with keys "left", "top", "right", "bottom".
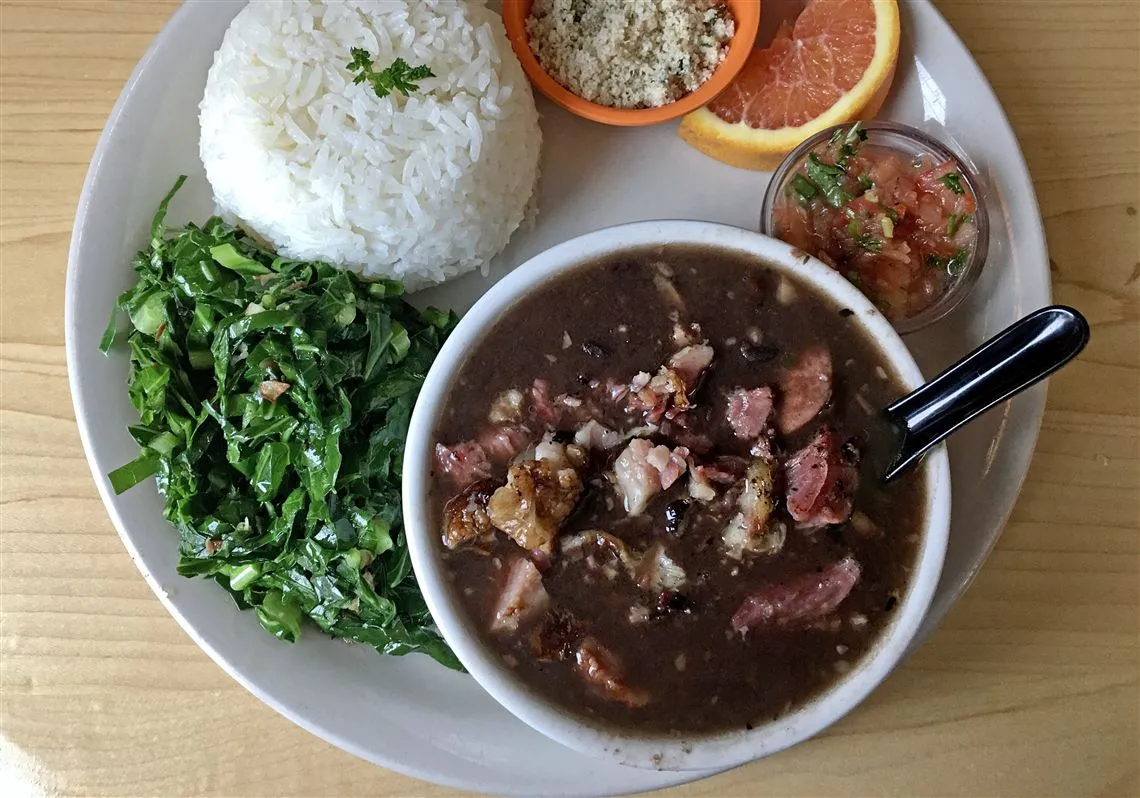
{"left": 199, "top": 0, "right": 542, "bottom": 289}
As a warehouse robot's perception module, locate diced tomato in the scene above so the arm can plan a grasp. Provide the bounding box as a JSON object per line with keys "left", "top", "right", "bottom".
{"left": 916, "top": 159, "right": 977, "bottom": 214}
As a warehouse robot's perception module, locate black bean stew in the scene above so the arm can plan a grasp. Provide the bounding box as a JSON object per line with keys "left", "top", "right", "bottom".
{"left": 430, "top": 245, "right": 925, "bottom": 734}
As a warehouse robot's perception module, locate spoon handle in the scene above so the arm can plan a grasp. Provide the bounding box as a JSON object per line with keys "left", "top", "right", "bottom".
{"left": 882, "top": 305, "right": 1090, "bottom": 482}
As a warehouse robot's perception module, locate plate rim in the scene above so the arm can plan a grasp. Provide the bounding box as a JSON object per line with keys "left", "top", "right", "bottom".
{"left": 63, "top": 0, "right": 1051, "bottom": 794}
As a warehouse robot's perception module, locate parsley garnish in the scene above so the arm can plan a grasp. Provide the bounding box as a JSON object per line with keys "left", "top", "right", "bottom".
{"left": 789, "top": 174, "right": 819, "bottom": 204}
{"left": 834, "top": 123, "right": 868, "bottom": 168}
{"left": 347, "top": 48, "right": 435, "bottom": 99}
{"left": 806, "top": 154, "right": 853, "bottom": 208}
{"left": 939, "top": 172, "right": 965, "bottom": 195}
{"left": 806, "top": 124, "right": 868, "bottom": 204}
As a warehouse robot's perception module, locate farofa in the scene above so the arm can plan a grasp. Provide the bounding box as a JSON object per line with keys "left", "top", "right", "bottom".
{"left": 526, "top": 0, "right": 734, "bottom": 109}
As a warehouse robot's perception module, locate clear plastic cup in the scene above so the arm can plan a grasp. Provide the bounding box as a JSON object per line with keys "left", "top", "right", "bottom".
{"left": 760, "top": 121, "right": 990, "bottom": 334}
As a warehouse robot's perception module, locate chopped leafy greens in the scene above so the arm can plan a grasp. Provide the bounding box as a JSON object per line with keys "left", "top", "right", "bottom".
{"left": 102, "top": 177, "right": 462, "bottom": 670}
{"left": 347, "top": 48, "right": 435, "bottom": 100}
{"left": 946, "top": 211, "right": 968, "bottom": 238}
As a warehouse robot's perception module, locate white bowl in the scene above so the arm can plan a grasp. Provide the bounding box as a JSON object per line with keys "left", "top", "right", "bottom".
{"left": 403, "top": 220, "right": 952, "bottom": 771}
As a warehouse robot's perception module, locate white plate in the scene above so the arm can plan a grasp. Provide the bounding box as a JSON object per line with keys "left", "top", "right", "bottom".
{"left": 65, "top": 1, "right": 1050, "bottom": 795}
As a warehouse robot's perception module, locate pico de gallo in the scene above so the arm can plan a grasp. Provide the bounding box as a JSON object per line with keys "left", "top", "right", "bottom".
{"left": 771, "top": 123, "right": 981, "bottom": 324}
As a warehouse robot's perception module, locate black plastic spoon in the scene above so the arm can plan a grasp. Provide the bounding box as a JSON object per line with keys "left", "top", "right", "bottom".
{"left": 882, "top": 305, "right": 1090, "bottom": 482}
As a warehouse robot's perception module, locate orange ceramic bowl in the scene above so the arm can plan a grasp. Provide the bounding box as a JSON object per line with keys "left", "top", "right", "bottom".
{"left": 501, "top": 0, "right": 761, "bottom": 127}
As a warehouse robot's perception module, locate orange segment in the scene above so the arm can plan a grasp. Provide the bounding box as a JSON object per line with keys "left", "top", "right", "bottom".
{"left": 679, "top": 0, "right": 900, "bottom": 170}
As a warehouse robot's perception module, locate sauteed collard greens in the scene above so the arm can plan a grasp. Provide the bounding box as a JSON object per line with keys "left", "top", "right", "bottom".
{"left": 101, "top": 177, "right": 461, "bottom": 669}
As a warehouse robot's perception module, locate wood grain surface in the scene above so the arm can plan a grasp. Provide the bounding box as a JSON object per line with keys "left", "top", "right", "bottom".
{"left": 1, "top": 1, "right": 1137, "bottom": 796}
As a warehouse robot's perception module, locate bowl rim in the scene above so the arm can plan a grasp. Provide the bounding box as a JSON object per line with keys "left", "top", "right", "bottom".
{"left": 758, "top": 120, "right": 991, "bottom": 335}
{"left": 403, "top": 220, "right": 952, "bottom": 771}
{"left": 500, "top": 0, "right": 761, "bottom": 127}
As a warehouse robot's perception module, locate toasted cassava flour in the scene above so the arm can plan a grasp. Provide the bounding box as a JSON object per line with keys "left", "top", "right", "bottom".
{"left": 526, "top": 0, "right": 734, "bottom": 109}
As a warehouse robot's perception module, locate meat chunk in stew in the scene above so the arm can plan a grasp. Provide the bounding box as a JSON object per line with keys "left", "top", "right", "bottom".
{"left": 627, "top": 343, "right": 714, "bottom": 423}
{"left": 776, "top": 346, "right": 832, "bottom": 435}
{"left": 491, "top": 557, "right": 550, "bottom": 634}
{"left": 726, "top": 386, "right": 774, "bottom": 440}
{"left": 435, "top": 424, "right": 531, "bottom": 489}
{"left": 731, "top": 556, "right": 862, "bottom": 633}
{"left": 721, "top": 458, "right": 783, "bottom": 558}
{"left": 613, "top": 438, "right": 689, "bottom": 516}
{"left": 575, "top": 637, "right": 650, "bottom": 708}
{"left": 488, "top": 457, "right": 583, "bottom": 551}
{"left": 785, "top": 426, "right": 859, "bottom": 526}
{"left": 442, "top": 478, "right": 499, "bottom": 550}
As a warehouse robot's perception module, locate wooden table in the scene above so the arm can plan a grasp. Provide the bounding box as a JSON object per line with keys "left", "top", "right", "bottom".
{"left": 2, "top": 1, "right": 1137, "bottom": 795}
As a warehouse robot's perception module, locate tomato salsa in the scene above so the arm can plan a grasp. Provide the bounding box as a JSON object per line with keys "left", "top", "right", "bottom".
{"left": 771, "top": 124, "right": 981, "bottom": 325}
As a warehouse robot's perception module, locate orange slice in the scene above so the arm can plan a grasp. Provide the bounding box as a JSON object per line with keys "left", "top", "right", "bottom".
{"left": 679, "top": 0, "right": 900, "bottom": 171}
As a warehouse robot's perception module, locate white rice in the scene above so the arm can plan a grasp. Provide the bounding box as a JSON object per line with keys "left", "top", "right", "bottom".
{"left": 199, "top": 0, "right": 542, "bottom": 289}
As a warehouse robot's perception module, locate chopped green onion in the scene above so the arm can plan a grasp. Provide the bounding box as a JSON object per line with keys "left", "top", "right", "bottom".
{"left": 856, "top": 235, "right": 883, "bottom": 253}
{"left": 947, "top": 212, "right": 968, "bottom": 238}
{"left": 881, "top": 216, "right": 895, "bottom": 239}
